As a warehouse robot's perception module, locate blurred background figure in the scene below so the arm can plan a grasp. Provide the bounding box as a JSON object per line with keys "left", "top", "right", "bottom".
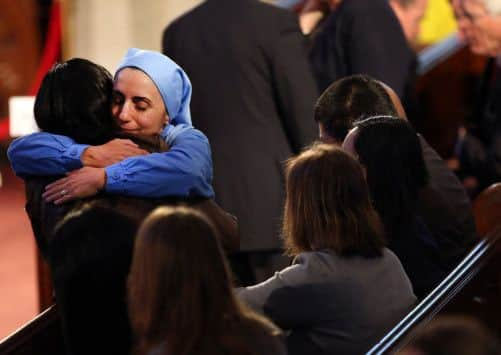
{"left": 451, "top": 0, "right": 501, "bottom": 196}
{"left": 49, "top": 204, "right": 137, "bottom": 355}
{"left": 308, "top": 0, "right": 427, "bottom": 125}
{"left": 399, "top": 315, "right": 501, "bottom": 355}
{"left": 163, "top": 0, "right": 318, "bottom": 285}
{"left": 343, "top": 117, "right": 448, "bottom": 298}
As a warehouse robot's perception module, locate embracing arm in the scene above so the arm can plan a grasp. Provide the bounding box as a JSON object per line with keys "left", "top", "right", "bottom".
{"left": 104, "top": 124, "right": 214, "bottom": 198}
{"left": 8, "top": 125, "right": 214, "bottom": 201}
{"left": 7, "top": 132, "right": 87, "bottom": 176}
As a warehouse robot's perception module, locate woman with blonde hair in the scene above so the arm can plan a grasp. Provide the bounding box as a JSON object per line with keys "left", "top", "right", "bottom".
{"left": 238, "top": 144, "right": 416, "bottom": 355}
{"left": 128, "top": 206, "right": 285, "bottom": 355}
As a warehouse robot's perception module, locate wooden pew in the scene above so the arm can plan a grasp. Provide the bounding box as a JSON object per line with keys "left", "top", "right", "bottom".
{"left": 0, "top": 305, "right": 65, "bottom": 355}
{"left": 367, "top": 182, "right": 501, "bottom": 354}
{"left": 367, "top": 229, "right": 501, "bottom": 354}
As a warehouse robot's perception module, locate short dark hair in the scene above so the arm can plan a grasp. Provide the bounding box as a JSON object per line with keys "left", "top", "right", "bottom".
{"left": 34, "top": 58, "right": 119, "bottom": 145}
{"left": 353, "top": 116, "right": 429, "bottom": 241}
{"left": 282, "top": 144, "right": 385, "bottom": 258}
{"left": 314, "top": 74, "right": 397, "bottom": 142}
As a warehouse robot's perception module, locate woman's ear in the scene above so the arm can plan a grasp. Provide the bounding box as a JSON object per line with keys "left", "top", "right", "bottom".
{"left": 164, "top": 114, "right": 170, "bottom": 127}
{"left": 362, "top": 165, "right": 367, "bottom": 180}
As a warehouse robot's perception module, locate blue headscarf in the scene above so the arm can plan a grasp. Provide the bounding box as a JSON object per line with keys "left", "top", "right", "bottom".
{"left": 115, "top": 48, "right": 193, "bottom": 126}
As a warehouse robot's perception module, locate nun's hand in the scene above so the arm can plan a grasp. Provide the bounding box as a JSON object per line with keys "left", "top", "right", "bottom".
{"left": 43, "top": 167, "right": 106, "bottom": 204}
{"left": 81, "top": 138, "right": 148, "bottom": 167}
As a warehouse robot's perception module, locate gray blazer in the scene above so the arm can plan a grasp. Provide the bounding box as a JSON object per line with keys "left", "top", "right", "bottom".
{"left": 162, "top": 0, "right": 318, "bottom": 252}
{"left": 238, "top": 249, "right": 417, "bottom": 355}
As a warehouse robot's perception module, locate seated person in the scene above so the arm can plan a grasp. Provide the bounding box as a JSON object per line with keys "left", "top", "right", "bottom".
{"left": 128, "top": 206, "right": 286, "bottom": 355}
{"left": 237, "top": 144, "right": 416, "bottom": 355}
{"left": 343, "top": 117, "right": 448, "bottom": 298}
{"left": 12, "top": 56, "right": 237, "bottom": 258}
{"left": 315, "top": 74, "right": 477, "bottom": 271}
{"left": 451, "top": 0, "right": 501, "bottom": 195}
{"left": 49, "top": 203, "right": 137, "bottom": 355}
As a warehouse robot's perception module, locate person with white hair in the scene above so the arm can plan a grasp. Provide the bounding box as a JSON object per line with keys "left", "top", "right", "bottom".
{"left": 453, "top": 0, "right": 501, "bottom": 55}
{"left": 452, "top": 0, "right": 501, "bottom": 195}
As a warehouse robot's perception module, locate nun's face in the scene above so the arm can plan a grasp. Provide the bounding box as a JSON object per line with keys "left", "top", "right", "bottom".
{"left": 112, "top": 68, "right": 169, "bottom": 136}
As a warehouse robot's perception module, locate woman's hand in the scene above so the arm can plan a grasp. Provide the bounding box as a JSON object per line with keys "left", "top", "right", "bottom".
{"left": 81, "top": 138, "right": 148, "bottom": 167}
{"left": 43, "top": 167, "right": 106, "bottom": 204}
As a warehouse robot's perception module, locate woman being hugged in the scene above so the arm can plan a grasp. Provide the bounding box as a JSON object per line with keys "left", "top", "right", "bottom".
{"left": 128, "top": 206, "right": 285, "bottom": 355}
{"left": 238, "top": 144, "right": 416, "bottom": 355}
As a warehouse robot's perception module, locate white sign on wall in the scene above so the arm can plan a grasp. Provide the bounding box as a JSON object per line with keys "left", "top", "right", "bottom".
{"left": 9, "top": 96, "right": 38, "bottom": 137}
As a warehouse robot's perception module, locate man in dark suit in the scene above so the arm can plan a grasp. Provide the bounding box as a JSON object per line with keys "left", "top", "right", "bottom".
{"left": 162, "top": 0, "right": 318, "bottom": 284}
{"left": 309, "top": 0, "right": 427, "bottom": 123}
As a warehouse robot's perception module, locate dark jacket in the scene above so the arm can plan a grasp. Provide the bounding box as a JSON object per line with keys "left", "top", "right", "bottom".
{"left": 163, "top": 0, "right": 318, "bottom": 252}
{"left": 309, "top": 0, "right": 417, "bottom": 114}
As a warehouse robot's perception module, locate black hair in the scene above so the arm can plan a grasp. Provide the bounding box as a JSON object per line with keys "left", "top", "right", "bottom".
{"left": 353, "top": 116, "right": 428, "bottom": 242}
{"left": 49, "top": 202, "right": 138, "bottom": 355}
{"left": 34, "top": 58, "right": 119, "bottom": 145}
{"left": 314, "top": 74, "right": 397, "bottom": 142}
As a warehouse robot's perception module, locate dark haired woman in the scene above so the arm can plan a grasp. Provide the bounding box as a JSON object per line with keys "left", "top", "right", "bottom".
{"left": 128, "top": 206, "right": 285, "bottom": 355}
{"left": 238, "top": 144, "right": 416, "bottom": 355}
{"left": 343, "top": 116, "right": 448, "bottom": 298}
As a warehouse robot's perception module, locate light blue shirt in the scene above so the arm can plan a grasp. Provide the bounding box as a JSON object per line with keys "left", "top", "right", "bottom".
{"left": 7, "top": 123, "right": 214, "bottom": 198}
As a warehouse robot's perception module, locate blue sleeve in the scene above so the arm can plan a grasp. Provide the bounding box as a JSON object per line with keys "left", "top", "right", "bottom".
{"left": 7, "top": 132, "right": 87, "bottom": 177}
{"left": 104, "top": 124, "right": 214, "bottom": 198}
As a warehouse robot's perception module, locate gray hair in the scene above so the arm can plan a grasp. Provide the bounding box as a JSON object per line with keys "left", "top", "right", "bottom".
{"left": 484, "top": 0, "right": 501, "bottom": 15}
